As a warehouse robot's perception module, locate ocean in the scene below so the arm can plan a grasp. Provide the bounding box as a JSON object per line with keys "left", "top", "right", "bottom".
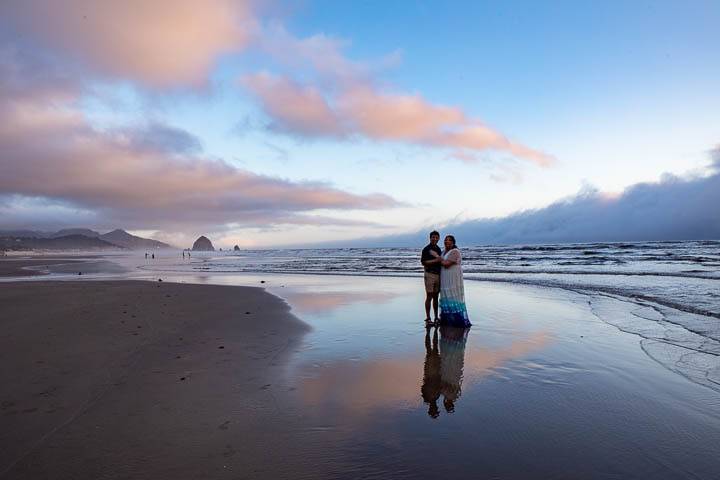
{"left": 146, "top": 240, "right": 720, "bottom": 320}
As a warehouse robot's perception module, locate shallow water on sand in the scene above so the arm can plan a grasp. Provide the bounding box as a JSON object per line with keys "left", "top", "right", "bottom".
{"left": 150, "top": 273, "right": 720, "bottom": 479}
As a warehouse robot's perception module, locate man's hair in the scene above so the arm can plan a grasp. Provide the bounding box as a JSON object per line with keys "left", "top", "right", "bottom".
{"left": 429, "top": 230, "right": 440, "bottom": 238}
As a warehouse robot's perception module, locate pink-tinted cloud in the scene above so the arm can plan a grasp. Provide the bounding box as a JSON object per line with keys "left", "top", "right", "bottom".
{"left": 338, "top": 86, "right": 466, "bottom": 139}
{"left": 242, "top": 73, "right": 344, "bottom": 136}
{"left": 0, "top": 0, "right": 255, "bottom": 88}
{"left": 242, "top": 73, "right": 553, "bottom": 166}
{"left": 0, "top": 60, "right": 401, "bottom": 231}
{"left": 257, "top": 24, "right": 403, "bottom": 84}
{"left": 2, "top": 1, "right": 552, "bottom": 164}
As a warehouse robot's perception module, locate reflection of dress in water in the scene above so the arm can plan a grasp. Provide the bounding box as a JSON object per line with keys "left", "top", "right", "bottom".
{"left": 439, "top": 326, "right": 469, "bottom": 413}
{"left": 421, "top": 328, "right": 442, "bottom": 418}
{"left": 439, "top": 248, "right": 471, "bottom": 327}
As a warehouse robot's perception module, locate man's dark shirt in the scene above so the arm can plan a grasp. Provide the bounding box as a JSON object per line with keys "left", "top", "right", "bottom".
{"left": 421, "top": 243, "right": 442, "bottom": 275}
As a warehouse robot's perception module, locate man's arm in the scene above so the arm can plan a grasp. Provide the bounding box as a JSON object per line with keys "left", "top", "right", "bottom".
{"left": 422, "top": 257, "right": 442, "bottom": 266}
{"left": 420, "top": 252, "right": 442, "bottom": 267}
{"left": 421, "top": 249, "right": 442, "bottom": 266}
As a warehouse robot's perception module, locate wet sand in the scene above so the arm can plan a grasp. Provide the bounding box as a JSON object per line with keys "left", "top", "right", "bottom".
{"left": 0, "top": 280, "right": 309, "bottom": 479}
{"left": 0, "top": 256, "right": 127, "bottom": 277}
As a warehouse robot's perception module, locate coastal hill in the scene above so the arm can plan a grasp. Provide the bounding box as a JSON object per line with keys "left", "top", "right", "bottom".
{"left": 0, "top": 228, "right": 171, "bottom": 251}
{"left": 0, "top": 234, "right": 119, "bottom": 251}
{"left": 100, "top": 229, "right": 169, "bottom": 249}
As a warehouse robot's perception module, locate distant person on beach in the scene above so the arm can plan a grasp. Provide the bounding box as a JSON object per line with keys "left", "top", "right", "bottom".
{"left": 151, "top": 253, "right": 155, "bottom": 259}
{"left": 421, "top": 230, "right": 442, "bottom": 326}
{"left": 434, "top": 235, "right": 471, "bottom": 328}
{"left": 144, "top": 252, "right": 148, "bottom": 259}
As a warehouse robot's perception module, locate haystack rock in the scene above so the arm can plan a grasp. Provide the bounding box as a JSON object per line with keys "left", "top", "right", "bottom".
{"left": 191, "top": 235, "right": 214, "bottom": 251}
{"left": 233, "top": 245, "right": 240, "bottom": 251}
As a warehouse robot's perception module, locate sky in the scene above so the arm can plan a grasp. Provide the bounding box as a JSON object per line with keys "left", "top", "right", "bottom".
{"left": 1, "top": 0, "right": 718, "bottom": 248}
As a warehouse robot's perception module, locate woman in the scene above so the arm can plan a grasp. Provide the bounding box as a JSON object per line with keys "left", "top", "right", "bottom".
{"left": 438, "top": 235, "right": 471, "bottom": 327}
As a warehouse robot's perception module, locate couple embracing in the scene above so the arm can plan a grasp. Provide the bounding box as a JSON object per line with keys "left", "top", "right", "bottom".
{"left": 421, "top": 230, "right": 472, "bottom": 328}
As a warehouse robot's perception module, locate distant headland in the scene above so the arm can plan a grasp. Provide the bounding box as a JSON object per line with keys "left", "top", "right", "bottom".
{"left": 0, "top": 228, "right": 171, "bottom": 251}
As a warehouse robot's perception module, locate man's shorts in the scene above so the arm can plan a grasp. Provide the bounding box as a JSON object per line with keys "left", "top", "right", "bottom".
{"left": 424, "top": 272, "right": 440, "bottom": 294}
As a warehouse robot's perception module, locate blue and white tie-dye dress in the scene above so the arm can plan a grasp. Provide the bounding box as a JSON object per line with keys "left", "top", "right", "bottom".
{"left": 439, "top": 248, "right": 471, "bottom": 327}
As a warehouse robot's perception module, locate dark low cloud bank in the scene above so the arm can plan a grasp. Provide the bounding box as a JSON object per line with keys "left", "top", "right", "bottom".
{"left": 452, "top": 172, "right": 719, "bottom": 245}
{"left": 334, "top": 159, "right": 720, "bottom": 247}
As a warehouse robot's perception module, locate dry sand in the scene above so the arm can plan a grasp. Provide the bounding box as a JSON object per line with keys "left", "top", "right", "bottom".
{"left": 0, "top": 280, "right": 309, "bottom": 479}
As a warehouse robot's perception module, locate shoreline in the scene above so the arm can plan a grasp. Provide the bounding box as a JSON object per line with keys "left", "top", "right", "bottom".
{"left": 131, "top": 264, "right": 720, "bottom": 321}
{"left": 5, "top": 254, "right": 720, "bottom": 341}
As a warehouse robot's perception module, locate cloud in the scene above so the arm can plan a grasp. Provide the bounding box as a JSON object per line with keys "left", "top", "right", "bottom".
{"left": 258, "top": 24, "right": 374, "bottom": 84}
{"left": 446, "top": 170, "right": 720, "bottom": 243}
{"left": 242, "top": 72, "right": 553, "bottom": 166}
{"left": 325, "top": 156, "right": 720, "bottom": 246}
{"left": 242, "top": 73, "right": 343, "bottom": 136}
{"left": 710, "top": 145, "right": 720, "bottom": 169}
{"left": 120, "top": 123, "right": 204, "bottom": 155}
{"left": 0, "top": 0, "right": 255, "bottom": 88}
{"left": 239, "top": 23, "right": 552, "bottom": 165}
{"left": 0, "top": 58, "right": 401, "bottom": 232}
{"left": 1, "top": 1, "right": 551, "bottom": 165}
{"left": 0, "top": 195, "right": 100, "bottom": 230}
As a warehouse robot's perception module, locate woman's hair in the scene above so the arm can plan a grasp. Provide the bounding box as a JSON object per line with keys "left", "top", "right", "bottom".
{"left": 444, "top": 235, "right": 457, "bottom": 250}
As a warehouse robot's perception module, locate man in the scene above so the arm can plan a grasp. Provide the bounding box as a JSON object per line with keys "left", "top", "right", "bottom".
{"left": 421, "top": 230, "right": 442, "bottom": 326}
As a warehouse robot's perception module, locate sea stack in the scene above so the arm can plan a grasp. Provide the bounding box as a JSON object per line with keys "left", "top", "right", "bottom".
{"left": 192, "top": 235, "right": 215, "bottom": 251}
{"left": 233, "top": 245, "right": 240, "bottom": 251}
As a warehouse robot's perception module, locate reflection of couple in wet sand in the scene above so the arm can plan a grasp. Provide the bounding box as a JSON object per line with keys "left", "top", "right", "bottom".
{"left": 421, "top": 326, "right": 469, "bottom": 418}
{"left": 420, "top": 230, "right": 472, "bottom": 416}
{"left": 421, "top": 230, "right": 472, "bottom": 328}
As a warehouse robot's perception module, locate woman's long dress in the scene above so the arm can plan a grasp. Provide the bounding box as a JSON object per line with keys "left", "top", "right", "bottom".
{"left": 439, "top": 248, "right": 471, "bottom": 327}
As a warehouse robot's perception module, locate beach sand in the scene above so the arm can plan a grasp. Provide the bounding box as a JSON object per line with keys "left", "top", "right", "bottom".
{"left": 0, "top": 280, "right": 309, "bottom": 479}
{"left": 2, "top": 257, "right": 720, "bottom": 479}
{"left": 0, "top": 256, "right": 127, "bottom": 277}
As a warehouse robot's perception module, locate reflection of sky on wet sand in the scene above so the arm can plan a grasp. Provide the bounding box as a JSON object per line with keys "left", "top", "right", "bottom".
{"left": 264, "top": 276, "right": 720, "bottom": 478}
{"left": 296, "top": 326, "right": 549, "bottom": 420}
{"left": 265, "top": 276, "right": 554, "bottom": 422}
{"left": 280, "top": 290, "right": 397, "bottom": 314}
